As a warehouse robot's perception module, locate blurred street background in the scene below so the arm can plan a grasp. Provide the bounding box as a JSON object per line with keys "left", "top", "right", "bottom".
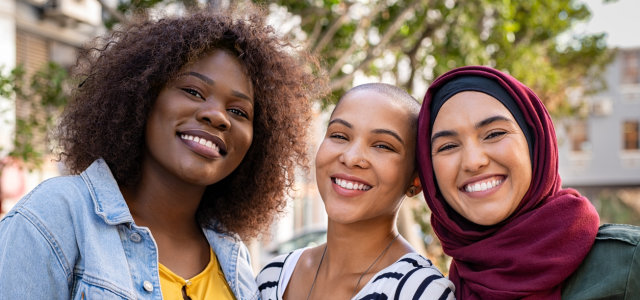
{"left": 1, "top": 0, "right": 639, "bottom": 274}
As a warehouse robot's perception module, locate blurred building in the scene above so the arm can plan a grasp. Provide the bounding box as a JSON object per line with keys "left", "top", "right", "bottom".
{"left": 558, "top": 47, "right": 640, "bottom": 220}
{"left": 0, "top": 0, "right": 104, "bottom": 214}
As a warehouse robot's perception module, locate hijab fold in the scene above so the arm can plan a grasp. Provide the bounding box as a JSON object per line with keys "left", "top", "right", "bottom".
{"left": 417, "top": 66, "right": 599, "bottom": 299}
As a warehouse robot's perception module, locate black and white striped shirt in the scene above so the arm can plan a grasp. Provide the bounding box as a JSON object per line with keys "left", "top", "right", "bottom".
{"left": 256, "top": 249, "right": 455, "bottom": 300}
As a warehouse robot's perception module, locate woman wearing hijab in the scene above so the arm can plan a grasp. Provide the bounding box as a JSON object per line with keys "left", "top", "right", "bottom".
{"left": 416, "top": 65, "right": 640, "bottom": 299}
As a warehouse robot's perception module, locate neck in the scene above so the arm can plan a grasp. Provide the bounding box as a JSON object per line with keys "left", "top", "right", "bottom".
{"left": 323, "top": 217, "right": 406, "bottom": 275}
{"left": 121, "top": 163, "right": 205, "bottom": 236}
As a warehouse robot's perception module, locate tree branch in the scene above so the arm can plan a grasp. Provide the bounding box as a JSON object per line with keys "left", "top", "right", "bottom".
{"left": 312, "top": 3, "right": 354, "bottom": 54}
{"left": 95, "top": 0, "right": 128, "bottom": 25}
{"left": 329, "top": 0, "right": 421, "bottom": 91}
{"left": 402, "top": 17, "right": 444, "bottom": 91}
{"left": 328, "top": 2, "right": 387, "bottom": 76}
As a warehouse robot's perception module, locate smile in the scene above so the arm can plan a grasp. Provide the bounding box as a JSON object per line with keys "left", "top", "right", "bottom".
{"left": 180, "top": 134, "right": 226, "bottom": 155}
{"left": 333, "top": 177, "right": 372, "bottom": 191}
{"left": 464, "top": 178, "right": 503, "bottom": 193}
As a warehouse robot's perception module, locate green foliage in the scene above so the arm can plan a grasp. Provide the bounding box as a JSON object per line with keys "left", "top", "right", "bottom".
{"left": 259, "top": 0, "right": 612, "bottom": 117}
{"left": 0, "top": 63, "right": 70, "bottom": 170}
{"left": 592, "top": 189, "right": 640, "bottom": 226}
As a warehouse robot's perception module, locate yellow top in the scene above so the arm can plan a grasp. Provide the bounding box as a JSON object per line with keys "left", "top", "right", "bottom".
{"left": 159, "top": 248, "right": 236, "bottom": 300}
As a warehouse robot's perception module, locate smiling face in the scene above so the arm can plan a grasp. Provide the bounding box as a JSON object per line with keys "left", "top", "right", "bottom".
{"left": 430, "top": 91, "right": 532, "bottom": 226}
{"left": 315, "top": 89, "right": 419, "bottom": 224}
{"left": 143, "top": 49, "right": 254, "bottom": 189}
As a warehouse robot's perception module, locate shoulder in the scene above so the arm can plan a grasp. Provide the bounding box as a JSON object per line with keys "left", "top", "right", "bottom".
{"left": 2, "top": 174, "right": 90, "bottom": 228}
{"left": 256, "top": 251, "right": 294, "bottom": 286}
{"left": 362, "top": 253, "right": 455, "bottom": 300}
{"left": 595, "top": 223, "right": 640, "bottom": 245}
{"left": 256, "top": 251, "right": 296, "bottom": 300}
{"left": 562, "top": 224, "right": 640, "bottom": 300}
{"left": 0, "top": 175, "right": 90, "bottom": 294}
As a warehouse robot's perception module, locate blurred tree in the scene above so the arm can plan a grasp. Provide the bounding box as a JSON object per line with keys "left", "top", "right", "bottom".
{"left": 0, "top": 63, "right": 70, "bottom": 213}
{"left": 258, "top": 0, "right": 613, "bottom": 115}
{"left": 0, "top": 63, "right": 70, "bottom": 170}
{"left": 97, "top": 0, "right": 613, "bottom": 114}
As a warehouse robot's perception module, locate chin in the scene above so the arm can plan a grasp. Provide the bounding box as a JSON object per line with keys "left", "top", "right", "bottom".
{"left": 468, "top": 213, "right": 506, "bottom": 226}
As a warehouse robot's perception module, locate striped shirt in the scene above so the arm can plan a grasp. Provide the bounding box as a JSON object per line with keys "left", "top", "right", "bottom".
{"left": 256, "top": 248, "right": 455, "bottom": 300}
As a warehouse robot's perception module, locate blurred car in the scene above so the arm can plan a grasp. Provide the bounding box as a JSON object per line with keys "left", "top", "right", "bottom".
{"left": 269, "top": 228, "right": 327, "bottom": 256}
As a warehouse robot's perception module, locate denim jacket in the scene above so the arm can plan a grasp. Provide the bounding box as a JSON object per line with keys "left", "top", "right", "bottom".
{"left": 0, "top": 159, "right": 260, "bottom": 300}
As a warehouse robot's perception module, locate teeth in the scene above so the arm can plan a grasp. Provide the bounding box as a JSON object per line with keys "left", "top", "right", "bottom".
{"left": 464, "top": 179, "right": 502, "bottom": 192}
{"left": 334, "top": 178, "right": 372, "bottom": 191}
{"left": 181, "top": 134, "right": 220, "bottom": 152}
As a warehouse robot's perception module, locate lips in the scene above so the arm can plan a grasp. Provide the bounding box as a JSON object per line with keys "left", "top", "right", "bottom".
{"left": 332, "top": 177, "right": 372, "bottom": 191}
{"left": 461, "top": 176, "right": 504, "bottom": 193}
{"left": 178, "top": 130, "right": 227, "bottom": 157}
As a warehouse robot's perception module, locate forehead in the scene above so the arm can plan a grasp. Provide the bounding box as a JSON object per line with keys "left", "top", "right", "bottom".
{"left": 183, "top": 50, "right": 253, "bottom": 92}
{"left": 434, "top": 91, "right": 512, "bottom": 124}
{"left": 333, "top": 90, "right": 413, "bottom": 131}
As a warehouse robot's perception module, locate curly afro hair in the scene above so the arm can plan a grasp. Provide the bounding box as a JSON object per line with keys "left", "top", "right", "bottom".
{"left": 56, "top": 5, "right": 326, "bottom": 239}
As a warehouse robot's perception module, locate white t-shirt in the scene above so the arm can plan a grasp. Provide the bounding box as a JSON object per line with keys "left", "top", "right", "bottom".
{"left": 256, "top": 248, "right": 455, "bottom": 300}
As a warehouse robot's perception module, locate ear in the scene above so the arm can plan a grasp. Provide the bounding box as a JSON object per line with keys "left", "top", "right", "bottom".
{"left": 405, "top": 175, "right": 423, "bottom": 197}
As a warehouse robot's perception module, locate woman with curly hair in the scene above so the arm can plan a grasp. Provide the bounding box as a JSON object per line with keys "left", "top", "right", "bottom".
{"left": 0, "top": 5, "right": 323, "bottom": 299}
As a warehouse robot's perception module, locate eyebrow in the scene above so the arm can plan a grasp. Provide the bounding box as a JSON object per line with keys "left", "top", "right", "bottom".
{"left": 180, "top": 71, "right": 253, "bottom": 102}
{"left": 328, "top": 118, "right": 405, "bottom": 145}
{"left": 430, "top": 115, "right": 513, "bottom": 145}
{"left": 476, "top": 115, "right": 512, "bottom": 129}
{"left": 183, "top": 71, "right": 213, "bottom": 85}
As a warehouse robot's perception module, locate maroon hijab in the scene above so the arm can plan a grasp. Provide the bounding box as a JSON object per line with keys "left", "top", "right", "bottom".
{"left": 417, "top": 66, "right": 599, "bottom": 299}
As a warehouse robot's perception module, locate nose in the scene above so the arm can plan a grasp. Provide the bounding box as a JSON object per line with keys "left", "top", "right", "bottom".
{"left": 339, "top": 141, "right": 369, "bottom": 168}
{"left": 461, "top": 142, "right": 489, "bottom": 173}
{"left": 196, "top": 101, "right": 231, "bottom": 130}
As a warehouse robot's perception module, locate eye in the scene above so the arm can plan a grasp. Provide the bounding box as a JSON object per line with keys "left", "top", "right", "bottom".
{"left": 181, "top": 88, "right": 205, "bottom": 100}
{"left": 373, "top": 143, "right": 395, "bottom": 151}
{"left": 227, "top": 108, "right": 249, "bottom": 119}
{"left": 329, "top": 133, "right": 348, "bottom": 141}
{"left": 485, "top": 130, "right": 506, "bottom": 140}
{"left": 435, "top": 143, "right": 458, "bottom": 153}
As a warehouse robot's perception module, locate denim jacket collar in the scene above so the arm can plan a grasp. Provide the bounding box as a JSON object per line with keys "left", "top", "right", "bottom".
{"left": 81, "top": 159, "right": 134, "bottom": 226}
{"left": 82, "top": 159, "right": 259, "bottom": 299}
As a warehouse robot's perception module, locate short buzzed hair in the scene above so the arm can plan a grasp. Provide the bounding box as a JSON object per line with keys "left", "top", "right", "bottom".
{"left": 334, "top": 83, "right": 421, "bottom": 123}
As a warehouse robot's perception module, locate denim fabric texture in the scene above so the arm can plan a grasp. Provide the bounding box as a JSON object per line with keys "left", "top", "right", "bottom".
{"left": 562, "top": 223, "right": 640, "bottom": 299}
{"left": 0, "top": 159, "right": 259, "bottom": 300}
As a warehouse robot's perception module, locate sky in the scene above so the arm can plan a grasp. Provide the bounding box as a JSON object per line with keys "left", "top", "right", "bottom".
{"left": 581, "top": 0, "right": 640, "bottom": 48}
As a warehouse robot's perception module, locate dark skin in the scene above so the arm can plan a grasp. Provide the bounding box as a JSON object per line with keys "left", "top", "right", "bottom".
{"left": 121, "top": 170, "right": 210, "bottom": 278}
{"left": 121, "top": 49, "right": 254, "bottom": 278}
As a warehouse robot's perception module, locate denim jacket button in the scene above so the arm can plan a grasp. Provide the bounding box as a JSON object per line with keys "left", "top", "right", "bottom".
{"left": 143, "top": 280, "right": 153, "bottom": 292}
{"left": 130, "top": 233, "right": 142, "bottom": 243}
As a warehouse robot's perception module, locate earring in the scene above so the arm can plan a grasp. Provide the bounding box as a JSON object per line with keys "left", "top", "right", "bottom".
{"left": 407, "top": 186, "right": 417, "bottom": 196}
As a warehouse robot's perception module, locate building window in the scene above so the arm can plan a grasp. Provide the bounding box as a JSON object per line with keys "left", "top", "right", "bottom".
{"left": 568, "top": 120, "right": 590, "bottom": 152}
{"left": 623, "top": 120, "right": 640, "bottom": 150}
{"left": 621, "top": 51, "right": 640, "bottom": 85}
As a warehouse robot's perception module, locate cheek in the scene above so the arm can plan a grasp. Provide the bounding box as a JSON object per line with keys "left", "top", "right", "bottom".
{"left": 240, "top": 126, "right": 254, "bottom": 152}
{"left": 432, "top": 156, "right": 457, "bottom": 189}
{"left": 144, "top": 113, "right": 166, "bottom": 149}
{"left": 495, "top": 141, "right": 532, "bottom": 189}
{"left": 314, "top": 141, "right": 332, "bottom": 173}
{"left": 514, "top": 157, "right": 532, "bottom": 197}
